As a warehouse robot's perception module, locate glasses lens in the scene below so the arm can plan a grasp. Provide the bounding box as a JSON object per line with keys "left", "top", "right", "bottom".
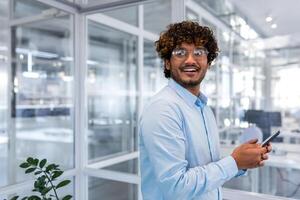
{"left": 194, "top": 48, "right": 208, "bottom": 57}
{"left": 173, "top": 48, "right": 186, "bottom": 57}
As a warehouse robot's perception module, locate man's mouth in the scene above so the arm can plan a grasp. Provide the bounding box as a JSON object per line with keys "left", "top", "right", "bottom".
{"left": 181, "top": 66, "right": 199, "bottom": 73}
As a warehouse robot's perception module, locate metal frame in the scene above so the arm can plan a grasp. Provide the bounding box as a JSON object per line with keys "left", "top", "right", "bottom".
{"left": 78, "top": 0, "right": 155, "bottom": 14}
{"left": 0, "top": 0, "right": 294, "bottom": 200}
{"left": 35, "top": 0, "right": 79, "bottom": 14}
{"left": 74, "top": 10, "right": 88, "bottom": 200}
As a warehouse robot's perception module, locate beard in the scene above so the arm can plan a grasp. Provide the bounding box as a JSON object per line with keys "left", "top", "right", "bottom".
{"left": 172, "top": 75, "right": 202, "bottom": 87}
{"left": 170, "top": 64, "right": 206, "bottom": 89}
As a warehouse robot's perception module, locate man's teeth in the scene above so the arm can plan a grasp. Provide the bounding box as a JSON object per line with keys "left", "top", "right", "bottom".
{"left": 183, "top": 68, "right": 197, "bottom": 72}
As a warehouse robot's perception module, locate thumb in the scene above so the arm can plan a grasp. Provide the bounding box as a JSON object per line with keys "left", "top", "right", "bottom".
{"left": 246, "top": 138, "right": 258, "bottom": 144}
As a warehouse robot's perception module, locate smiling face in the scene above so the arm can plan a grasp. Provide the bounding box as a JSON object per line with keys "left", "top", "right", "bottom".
{"left": 165, "top": 42, "right": 209, "bottom": 96}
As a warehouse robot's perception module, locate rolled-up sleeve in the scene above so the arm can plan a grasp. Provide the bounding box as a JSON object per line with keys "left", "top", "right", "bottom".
{"left": 140, "top": 101, "right": 239, "bottom": 199}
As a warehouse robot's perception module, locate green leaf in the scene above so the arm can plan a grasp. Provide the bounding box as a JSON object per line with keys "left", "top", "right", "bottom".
{"left": 33, "top": 158, "right": 39, "bottom": 166}
{"left": 21, "top": 197, "right": 28, "bottom": 200}
{"left": 41, "top": 187, "right": 52, "bottom": 195}
{"left": 28, "top": 196, "right": 41, "bottom": 200}
{"left": 62, "top": 195, "right": 72, "bottom": 200}
{"left": 34, "top": 180, "right": 38, "bottom": 188}
{"left": 56, "top": 180, "right": 71, "bottom": 189}
{"left": 45, "top": 164, "right": 56, "bottom": 172}
{"left": 52, "top": 171, "right": 63, "bottom": 180}
{"left": 10, "top": 196, "right": 19, "bottom": 200}
{"left": 34, "top": 171, "right": 42, "bottom": 175}
{"left": 39, "top": 159, "right": 47, "bottom": 168}
{"left": 20, "top": 162, "right": 30, "bottom": 168}
{"left": 26, "top": 157, "right": 34, "bottom": 164}
{"left": 25, "top": 167, "right": 36, "bottom": 174}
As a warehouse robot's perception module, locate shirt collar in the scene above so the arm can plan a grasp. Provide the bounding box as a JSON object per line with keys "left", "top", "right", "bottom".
{"left": 168, "top": 78, "right": 207, "bottom": 108}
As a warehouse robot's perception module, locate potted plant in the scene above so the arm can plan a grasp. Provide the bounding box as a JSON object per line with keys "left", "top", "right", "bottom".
{"left": 9, "top": 157, "right": 72, "bottom": 200}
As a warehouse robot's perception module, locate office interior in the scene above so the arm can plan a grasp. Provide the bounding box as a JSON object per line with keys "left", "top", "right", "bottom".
{"left": 0, "top": 0, "right": 300, "bottom": 199}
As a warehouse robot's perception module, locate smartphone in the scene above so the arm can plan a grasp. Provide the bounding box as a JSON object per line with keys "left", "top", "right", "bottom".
{"left": 261, "top": 130, "right": 280, "bottom": 147}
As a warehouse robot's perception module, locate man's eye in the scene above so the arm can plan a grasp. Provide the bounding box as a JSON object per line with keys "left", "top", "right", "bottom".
{"left": 194, "top": 49, "right": 206, "bottom": 56}
{"left": 175, "top": 49, "right": 186, "bottom": 56}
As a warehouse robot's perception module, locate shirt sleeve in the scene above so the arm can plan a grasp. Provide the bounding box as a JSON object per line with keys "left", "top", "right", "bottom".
{"left": 140, "top": 101, "right": 239, "bottom": 199}
{"left": 236, "top": 169, "right": 248, "bottom": 177}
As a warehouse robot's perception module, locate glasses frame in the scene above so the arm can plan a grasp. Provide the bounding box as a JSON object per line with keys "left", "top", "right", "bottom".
{"left": 171, "top": 47, "right": 209, "bottom": 60}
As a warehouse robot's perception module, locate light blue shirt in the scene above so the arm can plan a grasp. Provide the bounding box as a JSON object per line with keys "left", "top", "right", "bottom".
{"left": 139, "top": 79, "right": 242, "bottom": 200}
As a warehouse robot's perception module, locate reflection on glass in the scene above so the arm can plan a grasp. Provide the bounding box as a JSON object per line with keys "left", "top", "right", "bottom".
{"left": 102, "top": 5, "right": 138, "bottom": 26}
{"left": 88, "top": 177, "right": 138, "bottom": 200}
{"left": 13, "top": 0, "right": 52, "bottom": 19}
{"left": 103, "top": 158, "right": 138, "bottom": 174}
{"left": 10, "top": 15, "right": 74, "bottom": 184}
{"left": 194, "top": 0, "right": 233, "bottom": 17}
{"left": 0, "top": 0, "right": 8, "bottom": 188}
{"left": 87, "top": 20, "right": 138, "bottom": 161}
{"left": 186, "top": 8, "right": 199, "bottom": 21}
{"left": 144, "top": 0, "right": 171, "bottom": 34}
{"left": 143, "top": 40, "right": 167, "bottom": 103}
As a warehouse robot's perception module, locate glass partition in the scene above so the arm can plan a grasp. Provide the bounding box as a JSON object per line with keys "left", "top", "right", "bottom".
{"left": 102, "top": 5, "right": 138, "bottom": 26}
{"left": 143, "top": 0, "right": 171, "bottom": 34}
{"left": 87, "top": 20, "right": 138, "bottom": 162}
{"left": 143, "top": 39, "right": 167, "bottom": 103}
{"left": 10, "top": 14, "right": 74, "bottom": 184}
{"left": 0, "top": 0, "right": 9, "bottom": 188}
{"left": 88, "top": 177, "right": 138, "bottom": 200}
{"left": 13, "top": 0, "right": 52, "bottom": 19}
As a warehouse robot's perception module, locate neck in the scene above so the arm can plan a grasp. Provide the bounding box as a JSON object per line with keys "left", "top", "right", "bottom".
{"left": 186, "top": 85, "right": 200, "bottom": 96}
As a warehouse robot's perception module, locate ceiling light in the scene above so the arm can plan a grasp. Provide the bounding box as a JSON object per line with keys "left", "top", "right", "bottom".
{"left": 271, "top": 23, "right": 277, "bottom": 29}
{"left": 265, "top": 16, "right": 273, "bottom": 22}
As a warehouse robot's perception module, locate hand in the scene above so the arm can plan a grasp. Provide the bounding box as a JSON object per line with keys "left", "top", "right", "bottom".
{"left": 264, "top": 142, "right": 272, "bottom": 153}
{"left": 231, "top": 139, "right": 269, "bottom": 170}
{"left": 260, "top": 143, "right": 272, "bottom": 163}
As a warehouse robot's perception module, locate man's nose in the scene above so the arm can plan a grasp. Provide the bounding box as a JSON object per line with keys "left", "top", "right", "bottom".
{"left": 185, "top": 53, "right": 196, "bottom": 64}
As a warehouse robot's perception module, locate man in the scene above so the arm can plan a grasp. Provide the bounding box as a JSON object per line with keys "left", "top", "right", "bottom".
{"left": 139, "top": 21, "right": 272, "bottom": 200}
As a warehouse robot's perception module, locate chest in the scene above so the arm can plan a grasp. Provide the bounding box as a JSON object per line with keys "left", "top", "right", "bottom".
{"left": 180, "top": 106, "right": 221, "bottom": 166}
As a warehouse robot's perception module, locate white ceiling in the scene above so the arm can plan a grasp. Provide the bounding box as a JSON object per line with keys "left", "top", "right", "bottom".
{"left": 229, "top": 0, "right": 300, "bottom": 39}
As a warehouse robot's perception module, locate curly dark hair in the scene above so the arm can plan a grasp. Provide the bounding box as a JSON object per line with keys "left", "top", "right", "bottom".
{"left": 155, "top": 21, "right": 219, "bottom": 78}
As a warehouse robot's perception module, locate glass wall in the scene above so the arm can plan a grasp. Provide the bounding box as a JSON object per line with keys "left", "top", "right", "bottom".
{"left": 88, "top": 177, "right": 138, "bottom": 200}
{"left": 0, "top": 0, "right": 9, "bottom": 188}
{"left": 87, "top": 20, "right": 138, "bottom": 161}
{"left": 143, "top": 0, "right": 171, "bottom": 34}
{"left": 143, "top": 40, "right": 167, "bottom": 103}
{"left": 0, "top": 1, "right": 75, "bottom": 195}
{"left": 13, "top": 0, "right": 52, "bottom": 19}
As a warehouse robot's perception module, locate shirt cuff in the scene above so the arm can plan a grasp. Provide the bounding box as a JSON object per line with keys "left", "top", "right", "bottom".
{"left": 236, "top": 169, "right": 248, "bottom": 177}
{"left": 217, "top": 156, "right": 239, "bottom": 179}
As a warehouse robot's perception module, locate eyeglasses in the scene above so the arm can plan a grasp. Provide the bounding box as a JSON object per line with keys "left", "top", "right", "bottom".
{"left": 172, "top": 47, "right": 208, "bottom": 60}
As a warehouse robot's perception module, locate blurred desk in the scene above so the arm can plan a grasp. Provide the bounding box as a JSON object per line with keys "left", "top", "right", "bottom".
{"left": 221, "top": 143, "right": 300, "bottom": 195}
{"left": 278, "top": 131, "right": 300, "bottom": 144}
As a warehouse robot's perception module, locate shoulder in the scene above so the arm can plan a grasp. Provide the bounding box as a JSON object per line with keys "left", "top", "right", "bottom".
{"left": 140, "top": 86, "right": 184, "bottom": 126}
{"left": 143, "top": 87, "right": 182, "bottom": 116}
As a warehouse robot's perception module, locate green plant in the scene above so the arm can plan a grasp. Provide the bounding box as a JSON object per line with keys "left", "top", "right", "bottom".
{"left": 10, "top": 157, "right": 72, "bottom": 200}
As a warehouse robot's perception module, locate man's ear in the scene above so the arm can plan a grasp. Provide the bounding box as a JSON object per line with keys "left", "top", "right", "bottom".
{"left": 165, "top": 60, "right": 171, "bottom": 70}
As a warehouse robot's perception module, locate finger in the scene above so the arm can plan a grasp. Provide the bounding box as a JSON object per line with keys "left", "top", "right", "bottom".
{"left": 259, "top": 147, "right": 268, "bottom": 154}
{"left": 258, "top": 160, "right": 265, "bottom": 167}
{"left": 261, "top": 154, "right": 268, "bottom": 160}
{"left": 267, "top": 144, "right": 272, "bottom": 153}
{"left": 246, "top": 138, "right": 258, "bottom": 144}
